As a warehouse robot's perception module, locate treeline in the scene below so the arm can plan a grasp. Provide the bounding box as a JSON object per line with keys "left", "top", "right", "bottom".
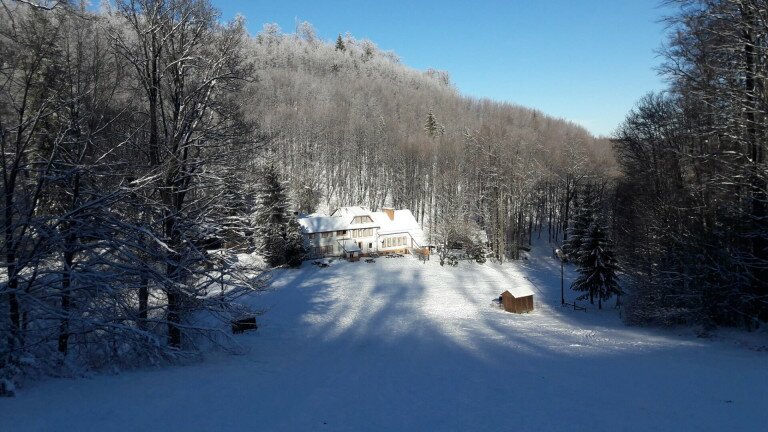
{"left": 243, "top": 22, "right": 616, "bottom": 261}
{"left": 0, "top": 0, "right": 267, "bottom": 388}
{"left": 613, "top": 0, "right": 768, "bottom": 328}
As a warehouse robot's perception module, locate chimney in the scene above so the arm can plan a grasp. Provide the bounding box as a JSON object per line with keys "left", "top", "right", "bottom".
{"left": 383, "top": 207, "right": 395, "bottom": 221}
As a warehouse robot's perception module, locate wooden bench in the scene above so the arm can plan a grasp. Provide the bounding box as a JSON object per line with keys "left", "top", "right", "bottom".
{"left": 231, "top": 317, "right": 258, "bottom": 334}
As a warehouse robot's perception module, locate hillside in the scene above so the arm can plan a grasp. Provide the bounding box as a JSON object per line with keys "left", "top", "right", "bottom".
{"left": 4, "top": 247, "right": 765, "bottom": 431}
{"left": 241, "top": 25, "right": 616, "bottom": 260}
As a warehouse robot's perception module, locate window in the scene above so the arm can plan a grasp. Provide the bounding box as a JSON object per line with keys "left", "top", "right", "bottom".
{"left": 308, "top": 233, "right": 316, "bottom": 240}
{"left": 368, "top": 243, "right": 372, "bottom": 249}
{"left": 351, "top": 228, "right": 373, "bottom": 238}
{"left": 321, "top": 232, "right": 333, "bottom": 238}
{"left": 337, "top": 230, "right": 347, "bottom": 236}
{"left": 352, "top": 216, "right": 373, "bottom": 224}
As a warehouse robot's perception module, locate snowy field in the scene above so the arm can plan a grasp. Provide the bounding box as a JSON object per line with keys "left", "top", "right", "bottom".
{"left": 2, "top": 248, "right": 767, "bottom": 431}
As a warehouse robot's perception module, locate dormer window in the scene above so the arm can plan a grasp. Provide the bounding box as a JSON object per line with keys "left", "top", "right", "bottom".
{"left": 352, "top": 216, "right": 373, "bottom": 224}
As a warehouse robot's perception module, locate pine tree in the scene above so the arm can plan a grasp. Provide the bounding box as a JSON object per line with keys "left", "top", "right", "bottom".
{"left": 256, "top": 165, "right": 290, "bottom": 267}
{"left": 285, "top": 216, "right": 306, "bottom": 267}
{"left": 424, "top": 110, "right": 443, "bottom": 138}
{"left": 564, "top": 184, "right": 595, "bottom": 261}
{"left": 335, "top": 34, "right": 345, "bottom": 51}
{"left": 571, "top": 222, "right": 621, "bottom": 309}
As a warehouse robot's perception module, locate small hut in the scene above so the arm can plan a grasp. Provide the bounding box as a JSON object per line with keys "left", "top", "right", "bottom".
{"left": 500, "top": 284, "right": 535, "bottom": 314}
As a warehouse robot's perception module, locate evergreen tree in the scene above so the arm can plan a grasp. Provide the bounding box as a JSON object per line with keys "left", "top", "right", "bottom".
{"left": 256, "top": 165, "right": 290, "bottom": 267}
{"left": 571, "top": 222, "right": 621, "bottom": 309}
{"left": 424, "top": 110, "right": 443, "bottom": 138}
{"left": 564, "top": 184, "right": 596, "bottom": 262}
{"left": 285, "top": 216, "right": 306, "bottom": 267}
{"left": 335, "top": 33, "right": 345, "bottom": 51}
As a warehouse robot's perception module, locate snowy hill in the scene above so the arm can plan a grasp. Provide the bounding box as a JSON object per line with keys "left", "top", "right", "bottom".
{"left": 2, "top": 249, "right": 766, "bottom": 431}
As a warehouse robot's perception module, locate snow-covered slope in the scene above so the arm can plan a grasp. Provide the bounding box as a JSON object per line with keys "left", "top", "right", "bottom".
{"left": 2, "top": 250, "right": 766, "bottom": 431}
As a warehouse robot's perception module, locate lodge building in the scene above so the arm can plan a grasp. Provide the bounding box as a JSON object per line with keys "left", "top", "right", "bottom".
{"left": 298, "top": 206, "right": 428, "bottom": 259}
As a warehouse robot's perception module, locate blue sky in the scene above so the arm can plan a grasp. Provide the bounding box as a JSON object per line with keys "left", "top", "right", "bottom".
{"left": 213, "top": 1, "right": 673, "bottom": 137}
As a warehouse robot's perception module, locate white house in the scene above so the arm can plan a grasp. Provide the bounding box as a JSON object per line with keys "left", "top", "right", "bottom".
{"left": 298, "top": 206, "right": 429, "bottom": 259}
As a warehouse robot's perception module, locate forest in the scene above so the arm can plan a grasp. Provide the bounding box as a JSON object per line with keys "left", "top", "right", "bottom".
{"left": 0, "top": 0, "right": 766, "bottom": 388}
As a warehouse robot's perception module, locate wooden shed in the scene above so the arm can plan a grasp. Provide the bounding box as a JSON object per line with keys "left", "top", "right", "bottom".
{"left": 500, "top": 285, "right": 534, "bottom": 314}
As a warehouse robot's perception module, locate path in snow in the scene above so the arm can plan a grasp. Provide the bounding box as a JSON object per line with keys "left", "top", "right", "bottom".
{"left": 2, "top": 247, "right": 766, "bottom": 431}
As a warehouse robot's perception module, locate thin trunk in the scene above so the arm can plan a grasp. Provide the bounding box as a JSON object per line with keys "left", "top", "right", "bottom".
{"left": 58, "top": 169, "right": 81, "bottom": 357}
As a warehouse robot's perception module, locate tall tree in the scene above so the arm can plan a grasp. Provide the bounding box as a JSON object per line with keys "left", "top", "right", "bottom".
{"left": 571, "top": 222, "right": 621, "bottom": 309}
{"left": 112, "top": 0, "right": 258, "bottom": 347}
{"left": 564, "top": 183, "right": 597, "bottom": 261}
{"left": 256, "top": 165, "right": 290, "bottom": 267}
{"left": 335, "top": 33, "right": 345, "bottom": 51}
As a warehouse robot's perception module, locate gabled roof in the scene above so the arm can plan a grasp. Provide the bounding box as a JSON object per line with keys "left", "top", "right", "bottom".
{"left": 329, "top": 206, "right": 380, "bottom": 230}
{"left": 330, "top": 206, "right": 370, "bottom": 219}
{"left": 373, "top": 209, "right": 419, "bottom": 235}
{"left": 501, "top": 279, "right": 536, "bottom": 298}
{"left": 372, "top": 209, "right": 427, "bottom": 246}
{"left": 298, "top": 207, "right": 428, "bottom": 245}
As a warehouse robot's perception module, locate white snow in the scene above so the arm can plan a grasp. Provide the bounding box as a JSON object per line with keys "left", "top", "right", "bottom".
{"left": 297, "top": 215, "right": 350, "bottom": 233}
{"left": 1, "top": 245, "right": 766, "bottom": 431}
{"left": 372, "top": 209, "right": 427, "bottom": 246}
{"left": 330, "top": 206, "right": 371, "bottom": 218}
{"left": 299, "top": 206, "right": 427, "bottom": 248}
{"left": 339, "top": 240, "right": 361, "bottom": 252}
{"left": 501, "top": 275, "right": 536, "bottom": 298}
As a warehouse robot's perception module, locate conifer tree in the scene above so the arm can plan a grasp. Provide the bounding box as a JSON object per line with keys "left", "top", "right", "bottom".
{"left": 564, "top": 184, "right": 595, "bottom": 261}
{"left": 424, "top": 110, "right": 443, "bottom": 138}
{"left": 571, "top": 222, "right": 621, "bottom": 309}
{"left": 285, "top": 216, "right": 306, "bottom": 267}
{"left": 335, "top": 33, "right": 345, "bottom": 51}
{"left": 256, "top": 165, "right": 290, "bottom": 267}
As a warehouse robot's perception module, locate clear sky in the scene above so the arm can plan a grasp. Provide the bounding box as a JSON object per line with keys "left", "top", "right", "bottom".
{"left": 212, "top": 0, "right": 673, "bottom": 137}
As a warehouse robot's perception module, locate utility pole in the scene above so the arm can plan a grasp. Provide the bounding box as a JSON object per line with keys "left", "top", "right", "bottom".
{"left": 556, "top": 248, "right": 564, "bottom": 305}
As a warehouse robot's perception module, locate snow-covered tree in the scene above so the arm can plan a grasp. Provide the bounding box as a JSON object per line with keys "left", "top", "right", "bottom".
{"left": 335, "top": 33, "right": 345, "bottom": 51}
{"left": 564, "top": 184, "right": 596, "bottom": 261}
{"left": 424, "top": 110, "right": 444, "bottom": 139}
{"left": 256, "top": 165, "right": 291, "bottom": 267}
{"left": 571, "top": 222, "right": 621, "bottom": 309}
{"left": 285, "top": 217, "right": 306, "bottom": 267}
{"left": 294, "top": 176, "right": 322, "bottom": 215}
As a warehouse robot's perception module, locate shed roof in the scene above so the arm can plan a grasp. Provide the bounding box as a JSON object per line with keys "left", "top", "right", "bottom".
{"left": 340, "top": 240, "right": 361, "bottom": 253}
{"left": 501, "top": 282, "right": 535, "bottom": 298}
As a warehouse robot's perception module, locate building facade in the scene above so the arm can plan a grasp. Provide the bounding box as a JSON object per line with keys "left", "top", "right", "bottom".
{"left": 298, "top": 207, "right": 428, "bottom": 258}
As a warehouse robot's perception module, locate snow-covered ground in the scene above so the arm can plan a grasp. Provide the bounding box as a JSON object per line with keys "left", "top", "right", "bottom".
{"left": 2, "top": 247, "right": 766, "bottom": 431}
